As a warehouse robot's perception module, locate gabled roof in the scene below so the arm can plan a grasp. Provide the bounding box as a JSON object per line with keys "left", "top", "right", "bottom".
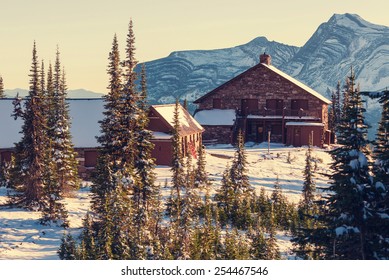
{"left": 194, "top": 63, "right": 331, "bottom": 104}
{"left": 150, "top": 104, "right": 204, "bottom": 136}
{"left": 0, "top": 99, "right": 204, "bottom": 149}
{"left": 262, "top": 64, "right": 331, "bottom": 104}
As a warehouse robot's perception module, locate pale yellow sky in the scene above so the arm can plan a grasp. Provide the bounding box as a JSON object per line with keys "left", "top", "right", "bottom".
{"left": 1, "top": 0, "right": 389, "bottom": 93}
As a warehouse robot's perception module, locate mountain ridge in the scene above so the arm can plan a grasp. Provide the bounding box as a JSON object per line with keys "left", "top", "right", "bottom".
{"left": 136, "top": 13, "right": 389, "bottom": 107}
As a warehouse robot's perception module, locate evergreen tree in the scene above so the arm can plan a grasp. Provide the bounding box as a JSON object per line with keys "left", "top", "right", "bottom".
{"left": 263, "top": 204, "right": 281, "bottom": 259}
{"left": 78, "top": 213, "right": 96, "bottom": 260}
{"left": 0, "top": 74, "right": 4, "bottom": 98}
{"left": 302, "top": 145, "right": 316, "bottom": 205}
{"left": 313, "top": 70, "right": 380, "bottom": 259}
{"left": 222, "top": 228, "right": 250, "bottom": 259}
{"left": 248, "top": 215, "right": 268, "bottom": 259}
{"left": 10, "top": 42, "right": 49, "bottom": 209}
{"left": 121, "top": 19, "right": 140, "bottom": 166}
{"left": 194, "top": 144, "right": 210, "bottom": 189}
{"left": 48, "top": 50, "right": 79, "bottom": 195}
{"left": 58, "top": 232, "right": 77, "bottom": 260}
{"left": 230, "top": 130, "right": 251, "bottom": 195}
{"left": 133, "top": 63, "right": 157, "bottom": 238}
{"left": 40, "top": 142, "right": 69, "bottom": 228}
{"left": 166, "top": 99, "right": 185, "bottom": 221}
{"left": 374, "top": 90, "right": 389, "bottom": 187}
{"left": 292, "top": 145, "right": 321, "bottom": 259}
{"left": 215, "top": 130, "right": 254, "bottom": 229}
{"left": 97, "top": 34, "right": 123, "bottom": 171}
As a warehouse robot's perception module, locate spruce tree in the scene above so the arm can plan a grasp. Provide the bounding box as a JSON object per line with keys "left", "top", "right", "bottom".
{"left": 121, "top": 19, "right": 140, "bottom": 167}
{"left": 313, "top": 70, "right": 380, "bottom": 259}
{"left": 230, "top": 130, "right": 251, "bottom": 195}
{"left": 302, "top": 145, "right": 316, "bottom": 205}
{"left": 292, "top": 145, "right": 321, "bottom": 259}
{"left": 194, "top": 144, "right": 209, "bottom": 189}
{"left": 58, "top": 232, "right": 77, "bottom": 260}
{"left": 133, "top": 63, "right": 157, "bottom": 238}
{"left": 10, "top": 42, "right": 49, "bottom": 209}
{"left": 78, "top": 213, "right": 96, "bottom": 260}
{"left": 263, "top": 204, "right": 281, "bottom": 259}
{"left": 166, "top": 99, "right": 185, "bottom": 221}
{"left": 48, "top": 50, "right": 79, "bottom": 195}
{"left": 374, "top": 90, "right": 389, "bottom": 187}
{"left": 97, "top": 34, "right": 124, "bottom": 171}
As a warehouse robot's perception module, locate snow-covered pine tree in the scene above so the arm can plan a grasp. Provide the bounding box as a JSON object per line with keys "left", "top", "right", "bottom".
{"left": 194, "top": 144, "right": 210, "bottom": 189}
{"left": 58, "top": 232, "right": 77, "bottom": 260}
{"left": 40, "top": 137, "right": 69, "bottom": 228}
{"left": 222, "top": 227, "right": 250, "bottom": 260}
{"left": 47, "top": 49, "right": 79, "bottom": 196}
{"left": 315, "top": 70, "right": 380, "bottom": 259}
{"left": 78, "top": 213, "right": 96, "bottom": 260}
{"left": 133, "top": 63, "right": 157, "bottom": 238}
{"left": 263, "top": 204, "right": 281, "bottom": 259}
{"left": 292, "top": 144, "right": 321, "bottom": 259}
{"left": 248, "top": 222, "right": 267, "bottom": 259}
{"left": 0, "top": 74, "right": 4, "bottom": 98}
{"left": 9, "top": 42, "right": 49, "bottom": 209}
{"left": 230, "top": 130, "right": 251, "bottom": 195}
{"left": 97, "top": 34, "right": 123, "bottom": 171}
{"left": 215, "top": 130, "right": 254, "bottom": 228}
{"left": 166, "top": 99, "right": 185, "bottom": 221}
{"left": 302, "top": 145, "right": 316, "bottom": 206}
{"left": 120, "top": 19, "right": 140, "bottom": 167}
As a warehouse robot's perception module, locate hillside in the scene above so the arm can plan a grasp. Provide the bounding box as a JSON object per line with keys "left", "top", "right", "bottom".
{"left": 0, "top": 143, "right": 332, "bottom": 260}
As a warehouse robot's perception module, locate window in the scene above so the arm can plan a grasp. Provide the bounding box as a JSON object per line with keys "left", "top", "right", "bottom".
{"left": 266, "top": 99, "right": 283, "bottom": 115}
{"left": 241, "top": 99, "right": 259, "bottom": 115}
{"left": 213, "top": 98, "right": 221, "bottom": 109}
{"left": 291, "top": 99, "right": 308, "bottom": 116}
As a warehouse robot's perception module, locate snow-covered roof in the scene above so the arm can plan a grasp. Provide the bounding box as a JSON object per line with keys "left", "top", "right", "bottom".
{"left": 285, "top": 122, "right": 324, "bottom": 127}
{"left": 194, "top": 109, "right": 236, "bottom": 126}
{"left": 151, "top": 104, "right": 204, "bottom": 136}
{"left": 262, "top": 63, "right": 331, "bottom": 104}
{"left": 0, "top": 99, "right": 103, "bottom": 149}
{"left": 0, "top": 99, "right": 205, "bottom": 149}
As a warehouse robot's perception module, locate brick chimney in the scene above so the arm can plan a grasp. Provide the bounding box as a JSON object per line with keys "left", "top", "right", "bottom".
{"left": 260, "top": 52, "right": 271, "bottom": 65}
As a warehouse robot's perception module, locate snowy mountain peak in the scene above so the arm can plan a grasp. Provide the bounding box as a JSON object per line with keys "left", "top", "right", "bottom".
{"left": 328, "top": 13, "right": 388, "bottom": 31}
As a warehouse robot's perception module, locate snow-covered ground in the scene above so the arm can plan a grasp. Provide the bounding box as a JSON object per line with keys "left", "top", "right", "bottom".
{"left": 0, "top": 143, "right": 333, "bottom": 260}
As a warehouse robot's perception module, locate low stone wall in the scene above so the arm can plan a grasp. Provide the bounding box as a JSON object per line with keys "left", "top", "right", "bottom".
{"left": 202, "top": 125, "right": 232, "bottom": 144}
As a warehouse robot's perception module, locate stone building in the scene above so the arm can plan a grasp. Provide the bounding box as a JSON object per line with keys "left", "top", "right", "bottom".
{"left": 193, "top": 53, "right": 331, "bottom": 147}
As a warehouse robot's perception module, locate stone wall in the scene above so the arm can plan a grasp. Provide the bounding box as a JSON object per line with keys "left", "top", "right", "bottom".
{"left": 202, "top": 125, "right": 232, "bottom": 144}
{"left": 197, "top": 63, "right": 328, "bottom": 124}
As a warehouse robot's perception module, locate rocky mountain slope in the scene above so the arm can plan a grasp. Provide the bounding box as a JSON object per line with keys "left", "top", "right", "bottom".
{"left": 138, "top": 13, "right": 389, "bottom": 106}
